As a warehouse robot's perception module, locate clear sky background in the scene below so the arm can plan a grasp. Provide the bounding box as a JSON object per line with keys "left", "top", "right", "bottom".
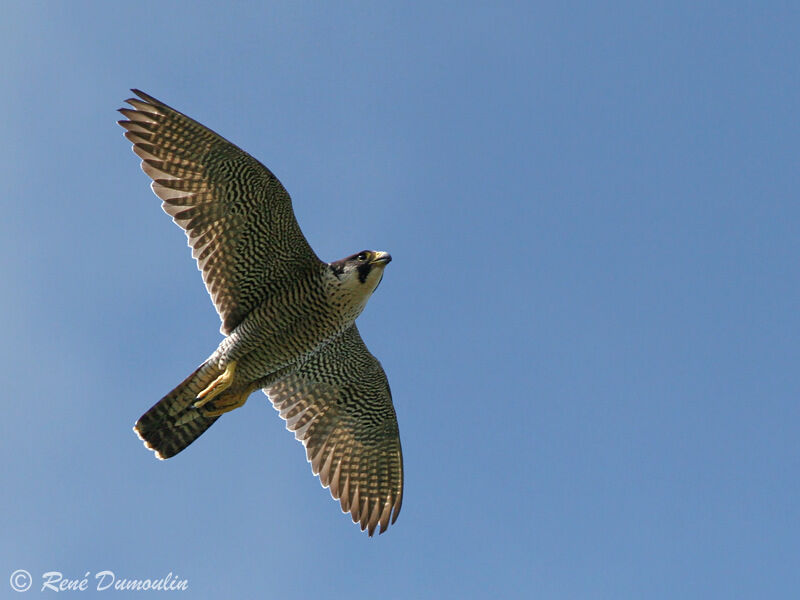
{"left": 1, "top": 2, "right": 798, "bottom": 598}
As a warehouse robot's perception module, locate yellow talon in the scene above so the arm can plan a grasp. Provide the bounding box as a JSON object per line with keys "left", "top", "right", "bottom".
{"left": 194, "top": 361, "right": 237, "bottom": 408}
{"left": 200, "top": 392, "right": 250, "bottom": 417}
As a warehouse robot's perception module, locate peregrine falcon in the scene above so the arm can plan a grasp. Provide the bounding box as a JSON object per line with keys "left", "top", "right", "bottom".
{"left": 118, "top": 90, "right": 403, "bottom": 536}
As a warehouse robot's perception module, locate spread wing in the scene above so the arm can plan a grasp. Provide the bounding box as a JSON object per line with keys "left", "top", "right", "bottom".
{"left": 118, "top": 89, "right": 321, "bottom": 334}
{"left": 266, "top": 325, "right": 404, "bottom": 536}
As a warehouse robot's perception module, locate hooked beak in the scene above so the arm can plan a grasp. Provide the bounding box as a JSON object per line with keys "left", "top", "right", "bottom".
{"left": 371, "top": 251, "right": 392, "bottom": 266}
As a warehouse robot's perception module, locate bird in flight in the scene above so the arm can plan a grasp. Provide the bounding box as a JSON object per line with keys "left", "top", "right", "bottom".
{"left": 118, "top": 90, "right": 403, "bottom": 536}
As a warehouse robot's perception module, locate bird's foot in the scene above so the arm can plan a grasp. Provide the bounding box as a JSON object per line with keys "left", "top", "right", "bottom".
{"left": 194, "top": 361, "right": 237, "bottom": 408}
{"left": 198, "top": 389, "right": 251, "bottom": 417}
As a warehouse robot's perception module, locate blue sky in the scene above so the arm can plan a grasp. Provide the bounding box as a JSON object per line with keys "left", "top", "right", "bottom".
{"left": 2, "top": 2, "right": 798, "bottom": 598}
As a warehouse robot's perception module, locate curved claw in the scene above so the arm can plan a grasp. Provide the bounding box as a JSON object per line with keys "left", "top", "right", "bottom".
{"left": 200, "top": 391, "right": 251, "bottom": 417}
{"left": 194, "top": 361, "right": 237, "bottom": 408}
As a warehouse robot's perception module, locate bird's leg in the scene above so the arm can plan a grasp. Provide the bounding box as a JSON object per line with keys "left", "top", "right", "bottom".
{"left": 194, "top": 361, "right": 237, "bottom": 408}
{"left": 198, "top": 383, "right": 257, "bottom": 417}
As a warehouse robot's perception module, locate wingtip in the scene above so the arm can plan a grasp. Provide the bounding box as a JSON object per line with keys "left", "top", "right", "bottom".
{"left": 130, "top": 88, "right": 162, "bottom": 106}
{"left": 391, "top": 502, "right": 402, "bottom": 525}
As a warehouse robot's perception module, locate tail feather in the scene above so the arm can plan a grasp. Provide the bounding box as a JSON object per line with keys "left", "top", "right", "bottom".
{"left": 134, "top": 361, "right": 222, "bottom": 459}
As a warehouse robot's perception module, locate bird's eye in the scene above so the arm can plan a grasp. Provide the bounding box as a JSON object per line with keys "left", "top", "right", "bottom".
{"left": 357, "top": 252, "right": 368, "bottom": 261}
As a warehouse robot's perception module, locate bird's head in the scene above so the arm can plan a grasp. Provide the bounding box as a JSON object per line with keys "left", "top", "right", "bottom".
{"left": 329, "top": 250, "right": 392, "bottom": 299}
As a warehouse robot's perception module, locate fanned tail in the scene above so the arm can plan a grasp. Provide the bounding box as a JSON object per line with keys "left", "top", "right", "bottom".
{"left": 134, "top": 361, "right": 222, "bottom": 459}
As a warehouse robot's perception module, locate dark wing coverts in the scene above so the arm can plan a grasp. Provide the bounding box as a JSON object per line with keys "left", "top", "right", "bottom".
{"left": 266, "top": 325, "right": 404, "bottom": 535}
{"left": 118, "top": 89, "right": 320, "bottom": 334}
